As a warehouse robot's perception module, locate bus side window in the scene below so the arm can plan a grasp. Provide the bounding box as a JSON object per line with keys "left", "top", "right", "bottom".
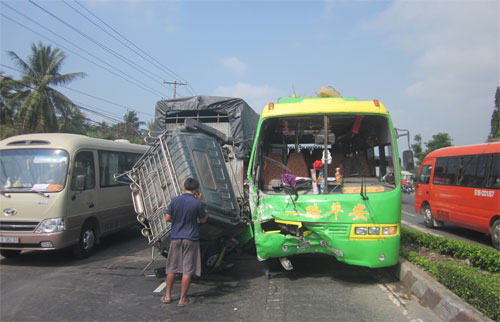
{"left": 475, "top": 155, "right": 489, "bottom": 187}
{"left": 419, "top": 165, "right": 432, "bottom": 184}
{"left": 71, "top": 151, "right": 95, "bottom": 191}
{"left": 487, "top": 154, "right": 499, "bottom": 189}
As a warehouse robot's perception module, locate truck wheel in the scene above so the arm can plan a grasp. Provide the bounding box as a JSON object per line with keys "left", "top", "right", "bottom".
{"left": 73, "top": 221, "right": 98, "bottom": 259}
{"left": 491, "top": 219, "right": 500, "bottom": 250}
{"left": 422, "top": 205, "right": 440, "bottom": 228}
{"left": 1, "top": 250, "right": 21, "bottom": 258}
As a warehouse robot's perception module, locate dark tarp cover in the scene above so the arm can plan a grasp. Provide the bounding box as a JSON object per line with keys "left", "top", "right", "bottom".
{"left": 155, "top": 96, "right": 260, "bottom": 159}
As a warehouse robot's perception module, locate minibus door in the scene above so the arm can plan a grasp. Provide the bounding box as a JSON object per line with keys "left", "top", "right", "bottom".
{"left": 416, "top": 161, "right": 433, "bottom": 211}
{"left": 68, "top": 150, "right": 98, "bottom": 238}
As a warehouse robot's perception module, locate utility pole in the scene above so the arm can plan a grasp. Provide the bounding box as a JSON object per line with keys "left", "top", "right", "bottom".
{"left": 163, "top": 80, "right": 187, "bottom": 99}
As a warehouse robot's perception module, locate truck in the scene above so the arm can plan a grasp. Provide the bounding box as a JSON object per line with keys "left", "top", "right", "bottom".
{"left": 123, "top": 95, "right": 408, "bottom": 272}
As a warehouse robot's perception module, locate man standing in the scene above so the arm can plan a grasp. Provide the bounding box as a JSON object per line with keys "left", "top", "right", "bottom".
{"left": 162, "top": 178, "right": 207, "bottom": 306}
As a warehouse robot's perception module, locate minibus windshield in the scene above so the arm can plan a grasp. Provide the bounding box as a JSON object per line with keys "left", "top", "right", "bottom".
{"left": 254, "top": 114, "right": 397, "bottom": 195}
{"left": 0, "top": 149, "right": 69, "bottom": 193}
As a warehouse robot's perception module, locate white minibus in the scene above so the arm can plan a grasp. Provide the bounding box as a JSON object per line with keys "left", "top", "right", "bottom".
{"left": 0, "top": 133, "right": 148, "bottom": 258}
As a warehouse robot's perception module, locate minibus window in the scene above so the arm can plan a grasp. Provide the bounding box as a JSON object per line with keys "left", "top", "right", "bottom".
{"left": 0, "top": 149, "right": 68, "bottom": 192}
{"left": 71, "top": 151, "right": 95, "bottom": 190}
{"left": 419, "top": 165, "right": 432, "bottom": 184}
{"left": 487, "top": 154, "right": 499, "bottom": 189}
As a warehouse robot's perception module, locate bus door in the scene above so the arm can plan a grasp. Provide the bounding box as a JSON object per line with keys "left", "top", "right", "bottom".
{"left": 67, "top": 150, "right": 97, "bottom": 237}
{"left": 416, "top": 160, "right": 433, "bottom": 213}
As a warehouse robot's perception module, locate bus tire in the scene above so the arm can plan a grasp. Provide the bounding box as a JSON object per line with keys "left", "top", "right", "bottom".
{"left": 491, "top": 219, "right": 500, "bottom": 250}
{"left": 1, "top": 250, "right": 21, "bottom": 258}
{"left": 422, "top": 205, "right": 440, "bottom": 228}
{"left": 73, "top": 221, "right": 98, "bottom": 259}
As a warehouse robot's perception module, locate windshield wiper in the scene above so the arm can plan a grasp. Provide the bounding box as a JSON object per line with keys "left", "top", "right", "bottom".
{"left": 0, "top": 190, "right": 11, "bottom": 198}
{"left": 29, "top": 188, "right": 50, "bottom": 198}
{"left": 360, "top": 176, "right": 368, "bottom": 200}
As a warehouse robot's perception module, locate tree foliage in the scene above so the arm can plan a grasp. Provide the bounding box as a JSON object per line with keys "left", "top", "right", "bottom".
{"left": 7, "top": 42, "right": 86, "bottom": 133}
{"left": 411, "top": 133, "right": 453, "bottom": 167}
{"left": 489, "top": 86, "right": 500, "bottom": 140}
{"left": 0, "top": 42, "right": 150, "bottom": 144}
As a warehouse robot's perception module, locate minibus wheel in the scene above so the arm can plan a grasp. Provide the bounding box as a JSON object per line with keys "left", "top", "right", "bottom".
{"left": 0, "top": 250, "right": 21, "bottom": 258}
{"left": 491, "top": 219, "right": 500, "bottom": 250}
{"left": 73, "top": 221, "right": 98, "bottom": 259}
{"left": 422, "top": 205, "right": 441, "bottom": 228}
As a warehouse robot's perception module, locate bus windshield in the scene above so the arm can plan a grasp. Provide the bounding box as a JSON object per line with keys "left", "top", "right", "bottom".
{"left": 254, "top": 114, "right": 397, "bottom": 194}
{"left": 0, "top": 149, "right": 69, "bottom": 193}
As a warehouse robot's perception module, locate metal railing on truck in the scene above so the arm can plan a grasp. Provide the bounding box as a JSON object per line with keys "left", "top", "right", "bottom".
{"left": 116, "top": 131, "right": 181, "bottom": 246}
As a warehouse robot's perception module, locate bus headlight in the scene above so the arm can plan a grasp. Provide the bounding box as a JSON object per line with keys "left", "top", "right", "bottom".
{"left": 350, "top": 224, "right": 399, "bottom": 240}
{"left": 355, "top": 227, "right": 367, "bottom": 235}
{"left": 382, "top": 226, "right": 398, "bottom": 235}
{"left": 35, "top": 218, "right": 66, "bottom": 233}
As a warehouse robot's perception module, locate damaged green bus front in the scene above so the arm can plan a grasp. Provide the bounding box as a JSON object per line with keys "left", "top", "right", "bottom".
{"left": 247, "top": 97, "right": 401, "bottom": 269}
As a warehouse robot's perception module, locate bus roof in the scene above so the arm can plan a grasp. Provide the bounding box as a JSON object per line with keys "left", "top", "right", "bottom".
{"left": 0, "top": 133, "right": 149, "bottom": 154}
{"left": 260, "top": 97, "right": 389, "bottom": 118}
{"left": 425, "top": 141, "right": 500, "bottom": 159}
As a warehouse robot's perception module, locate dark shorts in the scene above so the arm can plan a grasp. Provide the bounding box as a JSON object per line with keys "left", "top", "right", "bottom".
{"left": 165, "top": 239, "right": 201, "bottom": 277}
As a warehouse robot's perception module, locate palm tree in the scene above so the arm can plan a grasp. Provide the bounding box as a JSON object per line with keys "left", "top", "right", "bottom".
{"left": 8, "top": 42, "right": 86, "bottom": 132}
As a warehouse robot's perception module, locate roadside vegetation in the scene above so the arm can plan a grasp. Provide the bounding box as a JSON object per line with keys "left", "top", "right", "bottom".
{"left": 400, "top": 228, "right": 500, "bottom": 320}
{"left": 0, "top": 41, "right": 151, "bottom": 143}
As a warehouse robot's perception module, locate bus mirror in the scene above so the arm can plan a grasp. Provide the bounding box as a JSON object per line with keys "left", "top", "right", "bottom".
{"left": 74, "top": 175, "right": 86, "bottom": 191}
{"left": 403, "top": 150, "right": 414, "bottom": 171}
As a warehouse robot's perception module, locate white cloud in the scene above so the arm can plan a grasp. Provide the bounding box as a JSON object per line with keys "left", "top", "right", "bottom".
{"left": 213, "top": 82, "right": 286, "bottom": 112}
{"left": 363, "top": 1, "right": 499, "bottom": 146}
{"left": 221, "top": 57, "right": 247, "bottom": 73}
{"left": 365, "top": 1, "right": 499, "bottom": 103}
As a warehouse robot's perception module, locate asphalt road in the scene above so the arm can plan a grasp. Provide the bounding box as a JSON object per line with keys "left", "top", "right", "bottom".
{"left": 401, "top": 193, "right": 494, "bottom": 249}
{"left": 0, "top": 225, "right": 442, "bottom": 322}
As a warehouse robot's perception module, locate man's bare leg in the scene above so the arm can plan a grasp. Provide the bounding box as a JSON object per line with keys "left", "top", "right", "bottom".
{"left": 164, "top": 273, "right": 175, "bottom": 301}
{"left": 178, "top": 274, "right": 191, "bottom": 304}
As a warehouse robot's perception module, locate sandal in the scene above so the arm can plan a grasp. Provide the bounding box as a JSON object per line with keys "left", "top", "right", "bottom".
{"left": 161, "top": 296, "right": 172, "bottom": 304}
{"left": 177, "top": 297, "right": 195, "bottom": 307}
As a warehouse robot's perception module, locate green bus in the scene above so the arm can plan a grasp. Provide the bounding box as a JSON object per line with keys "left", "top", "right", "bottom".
{"left": 247, "top": 97, "right": 402, "bottom": 269}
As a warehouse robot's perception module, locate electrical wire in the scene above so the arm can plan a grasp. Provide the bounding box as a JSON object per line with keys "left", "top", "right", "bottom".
{"left": 1, "top": 3, "right": 166, "bottom": 98}
{"left": 29, "top": 1, "right": 171, "bottom": 97}
{"left": 1, "top": 63, "right": 153, "bottom": 118}
{"left": 73, "top": 0, "right": 197, "bottom": 97}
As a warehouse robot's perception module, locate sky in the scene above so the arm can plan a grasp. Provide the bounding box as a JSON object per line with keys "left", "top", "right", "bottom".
{"left": 1, "top": 0, "right": 499, "bottom": 150}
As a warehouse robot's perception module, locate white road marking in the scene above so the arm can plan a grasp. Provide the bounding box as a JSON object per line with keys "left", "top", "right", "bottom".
{"left": 402, "top": 210, "right": 416, "bottom": 217}
{"left": 401, "top": 220, "right": 440, "bottom": 237}
{"left": 153, "top": 282, "right": 166, "bottom": 294}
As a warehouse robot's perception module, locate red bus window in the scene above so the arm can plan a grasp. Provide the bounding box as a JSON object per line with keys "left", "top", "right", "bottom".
{"left": 487, "top": 154, "right": 499, "bottom": 189}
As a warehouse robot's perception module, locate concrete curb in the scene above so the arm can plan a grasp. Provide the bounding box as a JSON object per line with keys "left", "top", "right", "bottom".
{"left": 391, "top": 257, "right": 493, "bottom": 322}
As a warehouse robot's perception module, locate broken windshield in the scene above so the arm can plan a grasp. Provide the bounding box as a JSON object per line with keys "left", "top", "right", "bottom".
{"left": 253, "top": 114, "right": 398, "bottom": 195}
{"left": 0, "top": 149, "right": 69, "bottom": 193}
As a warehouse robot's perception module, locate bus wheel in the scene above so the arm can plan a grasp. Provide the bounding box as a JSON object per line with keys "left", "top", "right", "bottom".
{"left": 491, "top": 219, "right": 500, "bottom": 250}
{"left": 73, "top": 221, "right": 98, "bottom": 259}
{"left": 1, "top": 250, "right": 21, "bottom": 258}
{"left": 422, "top": 205, "right": 438, "bottom": 228}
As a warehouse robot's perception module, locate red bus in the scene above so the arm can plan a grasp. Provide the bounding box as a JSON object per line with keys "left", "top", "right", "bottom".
{"left": 414, "top": 141, "right": 500, "bottom": 249}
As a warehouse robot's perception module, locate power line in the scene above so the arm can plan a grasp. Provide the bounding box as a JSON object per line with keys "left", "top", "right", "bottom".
{"left": 61, "top": 0, "right": 175, "bottom": 92}
{"left": 1, "top": 63, "right": 153, "bottom": 118}
{"left": 73, "top": 0, "right": 197, "bottom": 97}
{"left": 29, "top": 1, "right": 170, "bottom": 98}
{"left": 0, "top": 5, "right": 165, "bottom": 98}
{"left": 1, "top": 73, "right": 124, "bottom": 125}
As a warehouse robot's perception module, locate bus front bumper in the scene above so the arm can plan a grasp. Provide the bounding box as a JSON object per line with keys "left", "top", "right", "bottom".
{"left": 0, "top": 231, "right": 76, "bottom": 251}
{"left": 254, "top": 222, "right": 400, "bottom": 268}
